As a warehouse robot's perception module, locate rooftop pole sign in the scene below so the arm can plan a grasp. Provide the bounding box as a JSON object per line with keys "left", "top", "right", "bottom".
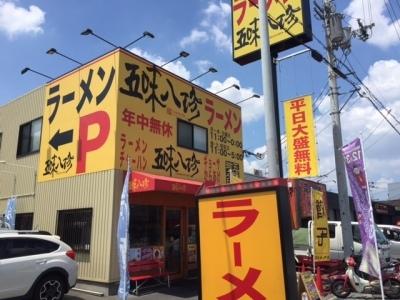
{"left": 231, "top": 0, "right": 313, "bottom": 65}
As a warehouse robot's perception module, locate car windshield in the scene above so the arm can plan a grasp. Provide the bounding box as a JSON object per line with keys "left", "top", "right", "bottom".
{"left": 352, "top": 224, "right": 389, "bottom": 245}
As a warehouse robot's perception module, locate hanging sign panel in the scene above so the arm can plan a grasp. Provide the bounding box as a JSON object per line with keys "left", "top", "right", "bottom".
{"left": 312, "top": 189, "right": 330, "bottom": 262}
{"left": 231, "top": 0, "right": 313, "bottom": 65}
{"left": 284, "top": 95, "right": 319, "bottom": 178}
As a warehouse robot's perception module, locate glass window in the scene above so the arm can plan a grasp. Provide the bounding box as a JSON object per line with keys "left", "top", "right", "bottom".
{"left": 193, "top": 126, "right": 207, "bottom": 152}
{"left": 130, "top": 205, "right": 162, "bottom": 247}
{"left": 352, "top": 224, "right": 389, "bottom": 245}
{"left": 15, "top": 213, "right": 33, "bottom": 230}
{"left": 31, "top": 119, "right": 42, "bottom": 152}
{"left": 177, "top": 119, "right": 208, "bottom": 153}
{"left": 329, "top": 224, "right": 336, "bottom": 238}
{"left": 178, "top": 121, "right": 192, "bottom": 149}
{"left": 352, "top": 225, "right": 361, "bottom": 243}
{"left": 0, "top": 238, "right": 59, "bottom": 259}
{"left": 17, "top": 117, "right": 42, "bottom": 157}
{"left": 57, "top": 208, "right": 92, "bottom": 252}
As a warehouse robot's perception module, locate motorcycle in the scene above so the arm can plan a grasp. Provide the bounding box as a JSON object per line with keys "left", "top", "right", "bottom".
{"left": 330, "top": 256, "right": 400, "bottom": 298}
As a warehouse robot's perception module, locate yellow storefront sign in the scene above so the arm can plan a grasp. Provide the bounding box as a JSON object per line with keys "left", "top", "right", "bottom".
{"left": 284, "top": 95, "right": 318, "bottom": 178}
{"left": 231, "top": 0, "right": 312, "bottom": 65}
{"left": 38, "top": 52, "right": 118, "bottom": 182}
{"left": 312, "top": 189, "right": 330, "bottom": 262}
{"left": 198, "top": 191, "right": 286, "bottom": 299}
{"left": 39, "top": 49, "right": 243, "bottom": 183}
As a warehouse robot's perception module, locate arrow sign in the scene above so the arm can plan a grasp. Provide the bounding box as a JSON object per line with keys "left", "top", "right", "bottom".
{"left": 49, "top": 129, "right": 73, "bottom": 150}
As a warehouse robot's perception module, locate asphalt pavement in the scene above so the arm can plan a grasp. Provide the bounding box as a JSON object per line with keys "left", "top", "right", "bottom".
{"left": 64, "top": 279, "right": 394, "bottom": 300}
{"left": 65, "top": 279, "right": 198, "bottom": 300}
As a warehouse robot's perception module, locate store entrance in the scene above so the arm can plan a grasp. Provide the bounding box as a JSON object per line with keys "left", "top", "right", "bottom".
{"left": 165, "top": 208, "right": 183, "bottom": 276}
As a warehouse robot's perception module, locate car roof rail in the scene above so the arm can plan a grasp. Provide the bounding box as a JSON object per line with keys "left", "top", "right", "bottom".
{"left": 18, "top": 230, "right": 52, "bottom": 235}
{"left": 0, "top": 229, "right": 52, "bottom": 235}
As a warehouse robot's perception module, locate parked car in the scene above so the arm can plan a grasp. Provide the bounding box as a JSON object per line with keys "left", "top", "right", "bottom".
{"left": 293, "top": 221, "right": 391, "bottom": 265}
{"left": 378, "top": 224, "right": 400, "bottom": 260}
{"left": 0, "top": 230, "right": 78, "bottom": 300}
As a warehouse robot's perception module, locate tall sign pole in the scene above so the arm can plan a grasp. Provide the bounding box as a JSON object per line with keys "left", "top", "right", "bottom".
{"left": 323, "top": 0, "right": 353, "bottom": 257}
{"left": 272, "top": 53, "right": 284, "bottom": 177}
{"left": 259, "top": 0, "right": 281, "bottom": 178}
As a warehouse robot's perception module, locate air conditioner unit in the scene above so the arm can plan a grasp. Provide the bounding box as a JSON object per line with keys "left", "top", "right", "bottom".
{"left": 254, "top": 169, "right": 263, "bottom": 177}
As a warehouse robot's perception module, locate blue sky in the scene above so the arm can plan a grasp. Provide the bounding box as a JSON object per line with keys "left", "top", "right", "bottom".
{"left": 1, "top": 0, "right": 400, "bottom": 199}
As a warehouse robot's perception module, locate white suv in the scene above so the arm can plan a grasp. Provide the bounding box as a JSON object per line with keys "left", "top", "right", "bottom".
{"left": 0, "top": 230, "right": 78, "bottom": 300}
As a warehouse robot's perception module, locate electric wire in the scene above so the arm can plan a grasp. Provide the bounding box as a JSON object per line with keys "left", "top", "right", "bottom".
{"left": 364, "top": 113, "right": 388, "bottom": 142}
{"left": 395, "top": 0, "right": 400, "bottom": 13}
{"left": 361, "top": 0, "right": 367, "bottom": 24}
{"left": 383, "top": 0, "right": 400, "bottom": 42}
{"left": 245, "top": 0, "right": 400, "bottom": 176}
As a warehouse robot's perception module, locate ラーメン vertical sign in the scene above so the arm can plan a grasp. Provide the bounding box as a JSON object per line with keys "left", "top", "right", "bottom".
{"left": 198, "top": 191, "right": 287, "bottom": 299}
{"left": 284, "top": 95, "right": 318, "bottom": 178}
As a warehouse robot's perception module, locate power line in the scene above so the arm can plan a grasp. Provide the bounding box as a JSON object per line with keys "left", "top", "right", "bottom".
{"left": 383, "top": 0, "right": 400, "bottom": 42}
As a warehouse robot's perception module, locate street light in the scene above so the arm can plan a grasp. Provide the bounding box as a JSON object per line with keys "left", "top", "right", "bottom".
{"left": 190, "top": 67, "right": 218, "bottom": 82}
{"left": 21, "top": 67, "right": 54, "bottom": 80}
{"left": 46, "top": 48, "right": 82, "bottom": 65}
{"left": 215, "top": 84, "right": 240, "bottom": 95}
{"left": 235, "top": 94, "right": 261, "bottom": 105}
{"left": 161, "top": 51, "right": 190, "bottom": 67}
{"left": 81, "top": 28, "right": 118, "bottom": 48}
{"left": 123, "top": 31, "right": 155, "bottom": 49}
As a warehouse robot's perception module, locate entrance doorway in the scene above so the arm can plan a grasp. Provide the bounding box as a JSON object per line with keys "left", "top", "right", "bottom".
{"left": 165, "top": 208, "right": 183, "bottom": 275}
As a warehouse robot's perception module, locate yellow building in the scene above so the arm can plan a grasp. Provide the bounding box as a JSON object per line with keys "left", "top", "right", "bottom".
{"left": 0, "top": 48, "right": 243, "bottom": 295}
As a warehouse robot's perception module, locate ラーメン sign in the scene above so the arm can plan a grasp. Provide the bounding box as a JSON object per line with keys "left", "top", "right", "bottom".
{"left": 196, "top": 179, "right": 298, "bottom": 299}
{"left": 231, "top": 0, "right": 312, "bottom": 65}
{"left": 284, "top": 95, "right": 319, "bottom": 178}
{"left": 38, "top": 48, "right": 243, "bottom": 183}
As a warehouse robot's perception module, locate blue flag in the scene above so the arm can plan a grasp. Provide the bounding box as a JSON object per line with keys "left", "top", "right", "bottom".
{"left": 118, "top": 165, "right": 131, "bottom": 299}
{"left": 4, "top": 197, "right": 16, "bottom": 229}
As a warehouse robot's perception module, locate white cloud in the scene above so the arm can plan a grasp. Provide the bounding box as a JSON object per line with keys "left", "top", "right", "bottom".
{"left": 363, "top": 60, "right": 400, "bottom": 104}
{"left": 243, "top": 145, "right": 268, "bottom": 175}
{"left": 345, "top": 0, "right": 400, "bottom": 49}
{"left": 207, "top": 77, "right": 264, "bottom": 123}
{"left": 201, "top": 1, "right": 231, "bottom": 29}
{"left": 194, "top": 59, "right": 212, "bottom": 73}
{"left": 180, "top": 29, "right": 209, "bottom": 48}
{"left": 180, "top": 1, "right": 231, "bottom": 52}
{"left": 211, "top": 26, "right": 231, "bottom": 52}
{"left": 0, "top": 1, "right": 45, "bottom": 38}
{"left": 129, "top": 47, "right": 191, "bottom": 80}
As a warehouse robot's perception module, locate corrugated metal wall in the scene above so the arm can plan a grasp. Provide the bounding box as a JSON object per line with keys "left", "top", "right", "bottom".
{"left": 35, "top": 170, "right": 116, "bottom": 282}
{"left": 0, "top": 86, "right": 43, "bottom": 213}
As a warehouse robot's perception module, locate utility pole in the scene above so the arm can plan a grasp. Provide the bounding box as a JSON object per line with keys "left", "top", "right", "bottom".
{"left": 315, "top": 0, "right": 374, "bottom": 257}
{"left": 324, "top": 6, "right": 353, "bottom": 257}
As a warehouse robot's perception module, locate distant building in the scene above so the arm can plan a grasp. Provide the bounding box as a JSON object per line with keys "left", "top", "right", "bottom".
{"left": 388, "top": 182, "right": 400, "bottom": 200}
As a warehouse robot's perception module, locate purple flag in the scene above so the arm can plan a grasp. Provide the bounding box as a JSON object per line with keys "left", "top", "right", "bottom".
{"left": 341, "top": 138, "right": 381, "bottom": 278}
